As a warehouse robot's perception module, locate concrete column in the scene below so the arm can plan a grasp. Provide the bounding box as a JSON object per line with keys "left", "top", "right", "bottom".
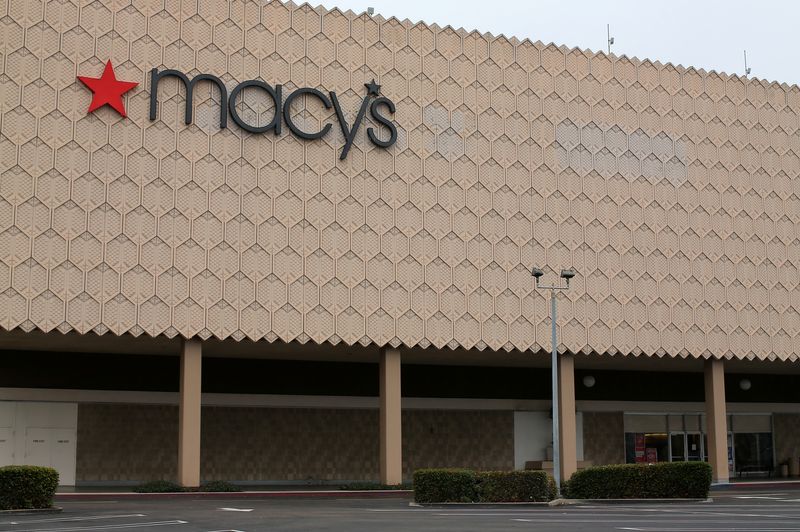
{"left": 178, "top": 339, "right": 202, "bottom": 487}
{"left": 704, "top": 358, "right": 729, "bottom": 484}
{"left": 380, "top": 347, "right": 402, "bottom": 485}
{"left": 558, "top": 353, "right": 578, "bottom": 482}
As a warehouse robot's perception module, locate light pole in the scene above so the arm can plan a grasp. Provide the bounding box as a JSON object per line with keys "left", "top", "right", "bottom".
{"left": 531, "top": 266, "right": 576, "bottom": 496}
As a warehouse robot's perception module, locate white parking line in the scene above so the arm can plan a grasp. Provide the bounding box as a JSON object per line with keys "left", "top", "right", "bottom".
{"left": 736, "top": 496, "right": 788, "bottom": 500}
{"left": 585, "top": 507, "right": 800, "bottom": 520}
{"left": 617, "top": 528, "right": 800, "bottom": 531}
{"left": 0, "top": 516, "right": 145, "bottom": 526}
{"left": 437, "top": 513, "right": 800, "bottom": 520}
{"left": 0, "top": 520, "right": 187, "bottom": 532}
{"left": 57, "top": 503, "right": 120, "bottom": 505}
{"left": 364, "top": 508, "right": 444, "bottom": 512}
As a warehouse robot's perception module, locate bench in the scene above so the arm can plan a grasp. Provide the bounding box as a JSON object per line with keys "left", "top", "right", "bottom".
{"left": 736, "top": 464, "right": 774, "bottom": 478}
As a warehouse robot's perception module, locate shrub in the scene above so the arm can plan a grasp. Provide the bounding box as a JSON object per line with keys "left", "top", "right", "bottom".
{"left": 0, "top": 465, "right": 59, "bottom": 510}
{"left": 413, "top": 469, "right": 558, "bottom": 503}
{"left": 547, "top": 475, "right": 558, "bottom": 500}
{"left": 563, "top": 462, "right": 712, "bottom": 499}
{"left": 133, "top": 480, "right": 185, "bottom": 493}
{"left": 200, "top": 480, "right": 241, "bottom": 492}
{"left": 476, "top": 470, "right": 553, "bottom": 502}
{"left": 413, "top": 469, "right": 477, "bottom": 503}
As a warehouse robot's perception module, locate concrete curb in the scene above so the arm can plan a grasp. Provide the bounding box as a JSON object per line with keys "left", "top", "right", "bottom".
{"left": 0, "top": 507, "right": 63, "bottom": 515}
{"left": 412, "top": 498, "right": 711, "bottom": 508}
{"left": 567, "top": 498, "right": 713, "bottom": 504}
{"left": 55, "top": 490, "right": 412, "bottom": 501}
{"left": 412, "top": 501, "right": 550, "bottom": 508}
{"left": 548, "top": 498, "right": 577, "bottom": 506}
{"left": 713, "top": 480, "right": 800, "bottom": 490}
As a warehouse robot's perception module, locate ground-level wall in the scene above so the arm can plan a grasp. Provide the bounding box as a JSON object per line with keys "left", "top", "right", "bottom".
{"left": 19, "top": 394, "right": 800, "bottom": 484}
{"left": 402, "top": 410, "right": 514, "bottom": 476}
{"left": 76, "top": 404, "right": 513, "bottom": 483}
{"left": 0, "top": 401, "right": 78, "bottom": 485}
{"left": 77, "top": 404, "right": 178, "bottom": 482}
{"left": 774, "top": 414, "right": 800, "bottom": 466}
{"left": 582, "top": 412, "right": 625, "bottom": 466}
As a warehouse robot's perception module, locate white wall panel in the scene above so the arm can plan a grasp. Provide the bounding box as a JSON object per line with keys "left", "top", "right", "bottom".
{"left": 0, "top": 401, "right": 77, "bottom": 486}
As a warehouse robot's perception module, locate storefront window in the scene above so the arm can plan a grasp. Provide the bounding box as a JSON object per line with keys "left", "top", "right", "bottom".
{"left": 624, "top": 413, "right": 774, "bottom": 475}
{"left": 733, "top": 433, "right": 774, "bottom": 476}
{"left": 625, "top": 432, "right": 669, "bottom": 463}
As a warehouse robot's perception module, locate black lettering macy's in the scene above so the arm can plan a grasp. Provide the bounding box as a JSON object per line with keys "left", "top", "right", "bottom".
{"left": 148, "top": 69, "right": 397, "bottom": 160}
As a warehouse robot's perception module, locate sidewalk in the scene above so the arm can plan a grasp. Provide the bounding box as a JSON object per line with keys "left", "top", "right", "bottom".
{"left": 55, "top": 486, "right": 413, "bottom": 500}
{"left": 714, "top": 478, "right": 800, "bottom": 490}
{"left": 54, "top": 478, "right": 800, "bottom": 500}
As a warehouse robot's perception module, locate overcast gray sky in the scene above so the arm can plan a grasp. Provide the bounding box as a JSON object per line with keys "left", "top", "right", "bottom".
{"left": 313, "top": 0, "right": 800, "bottom": 87}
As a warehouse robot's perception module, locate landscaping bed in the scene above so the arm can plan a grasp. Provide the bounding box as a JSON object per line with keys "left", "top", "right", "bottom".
{"left": 563, "top": 462, "right": 712, "bottom": 499}
{"left": 0, "top": 465, "right": 59, "bottom": 510}
{"left": 413, "top": 469, "right": 555, "bottom": 503}
{"left": 413, "top": 462, "right": 712, "bottom": 503}
{"left": 133, "top": 480, "right": 241, "bottom": 493}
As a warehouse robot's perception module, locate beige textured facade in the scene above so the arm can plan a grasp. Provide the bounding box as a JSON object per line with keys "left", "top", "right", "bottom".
{"left": 2, "top": 0, "right": 799, "bottom": 362}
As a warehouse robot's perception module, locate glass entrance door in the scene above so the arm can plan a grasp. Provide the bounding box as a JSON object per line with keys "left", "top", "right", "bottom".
{"left": 686, "top": 433, "right": 703, "bottom": 461}
{"left": 670, "top": 433, "right": 685, "bottom": 461}
{"left": 669, "top": 432, "right": 705, "bottom": 462}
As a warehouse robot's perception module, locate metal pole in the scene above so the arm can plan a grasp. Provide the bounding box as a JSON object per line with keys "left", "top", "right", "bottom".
{"left": 551, "top": 288, "right": 561, "bottom": 495}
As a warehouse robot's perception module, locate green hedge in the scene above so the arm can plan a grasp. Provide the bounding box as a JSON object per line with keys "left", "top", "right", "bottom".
{"left": 477, "top": 471, "right": 555, "bottom": 502}
{"left": 133, "top": 480, "right": 242, "bottom": 493}
{"left": 133, "top": 480, "right": 184, "bottom": 493}
{"left": 413, "top": 469, "right": 477, "bottom": 503}
{"left": 0, "top": 465, "right": 59, "bottom": 510}
{"left": 563, "top": 462, "right": 712, "bottom": 499}
{"left": 199, "top": 481, "right": 241, "bottom": 493}
{"left": 413, "top": 469, "right": 554, "bottom": 503}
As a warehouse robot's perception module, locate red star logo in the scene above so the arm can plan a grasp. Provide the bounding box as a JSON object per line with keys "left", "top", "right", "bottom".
{"left": 78, "top": 60, "right": 138, "bottom": 117}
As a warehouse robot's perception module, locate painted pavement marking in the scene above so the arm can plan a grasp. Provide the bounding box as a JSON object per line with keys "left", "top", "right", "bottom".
{"left": 617, "top": 528, "right": 800, "bottom": 532}
{"left": 0, "top": 516, "right": 145, "bottom": 526}
{"left": 0, "top": 520, "right": 187, "bottom": 532}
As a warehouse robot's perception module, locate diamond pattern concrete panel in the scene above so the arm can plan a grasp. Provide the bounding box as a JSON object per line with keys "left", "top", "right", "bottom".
{"left": 1, "top": 1, "right": 799, "bottom": 361}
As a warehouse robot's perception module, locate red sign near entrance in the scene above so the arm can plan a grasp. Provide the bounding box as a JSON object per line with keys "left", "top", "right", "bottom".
{"left": 645, "top": 447, "right": 658, "bottom": 463}
{"left": 634, "top": 433, "right": 646, "bottom": 463}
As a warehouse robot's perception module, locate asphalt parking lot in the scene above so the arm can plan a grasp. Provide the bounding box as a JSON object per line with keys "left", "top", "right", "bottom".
{"left": 2, "top": 488, "right": 799, "bottom": 532}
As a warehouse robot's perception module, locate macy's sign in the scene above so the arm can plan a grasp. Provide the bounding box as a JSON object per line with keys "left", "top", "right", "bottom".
{"left": 78, "top": 60, "right": 397, "bottom": 160}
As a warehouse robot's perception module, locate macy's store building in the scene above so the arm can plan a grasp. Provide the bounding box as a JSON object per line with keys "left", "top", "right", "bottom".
{"left": 1, "top": 0, "right": 799, "bottom": 487}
